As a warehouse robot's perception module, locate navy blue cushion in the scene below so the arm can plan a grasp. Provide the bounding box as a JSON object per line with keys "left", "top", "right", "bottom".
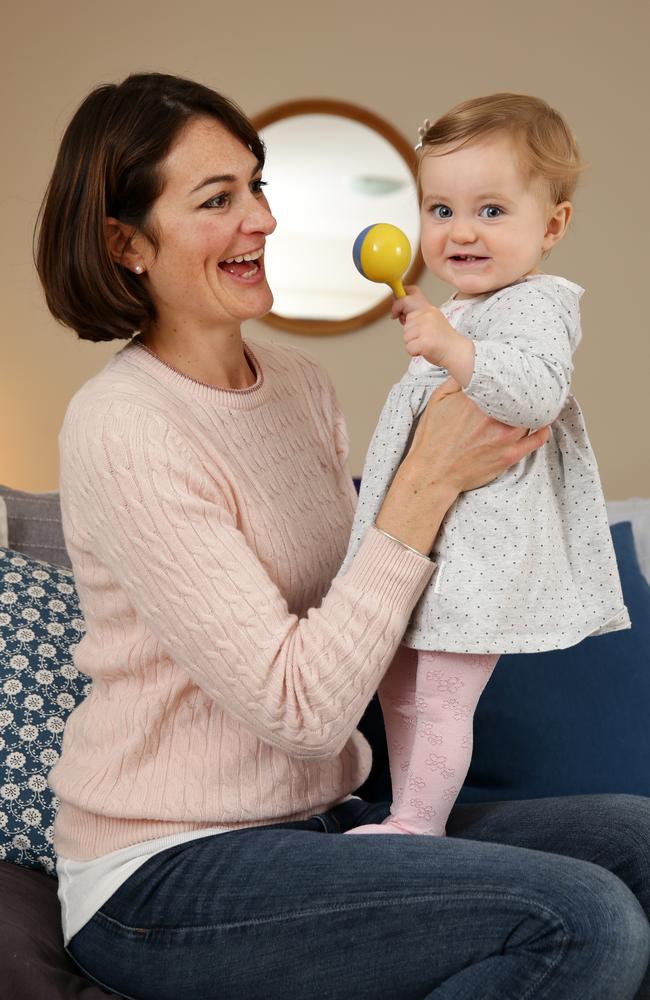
{"left": 0, "top": 548, "right": 88, "bottom": 872}
{"left": 459, "top": 520, "right": 650, "bottom": 802}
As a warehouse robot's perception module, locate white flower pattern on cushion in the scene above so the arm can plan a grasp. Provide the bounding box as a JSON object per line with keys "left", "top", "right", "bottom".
{"left": 0, "top": 548, "right": 88, "bottom": 873}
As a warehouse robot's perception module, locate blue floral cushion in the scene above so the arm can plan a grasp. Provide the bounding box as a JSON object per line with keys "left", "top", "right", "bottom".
{"left": 0, "top": 547, "right": 87, "bottom": 873}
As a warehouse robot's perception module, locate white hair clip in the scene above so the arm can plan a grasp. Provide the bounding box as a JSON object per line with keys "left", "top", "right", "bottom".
{"left": 414, "top": 118, "right": 432, "bottom": 151}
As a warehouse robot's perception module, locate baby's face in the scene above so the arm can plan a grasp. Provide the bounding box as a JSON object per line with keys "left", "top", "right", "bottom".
{"left": 419, "top": 133, "right": 555, "bottom": 298}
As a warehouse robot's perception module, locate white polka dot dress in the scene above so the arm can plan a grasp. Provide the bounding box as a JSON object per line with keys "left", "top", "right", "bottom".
{"left": 340, "top": 274, "right": 630, "bottom": 654}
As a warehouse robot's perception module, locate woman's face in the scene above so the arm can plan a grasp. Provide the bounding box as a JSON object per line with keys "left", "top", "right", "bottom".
{"left": 139, "top": 116, "right": 277, "bottom": 332}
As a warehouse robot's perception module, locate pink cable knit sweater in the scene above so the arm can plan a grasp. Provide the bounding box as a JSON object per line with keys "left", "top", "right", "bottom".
{"left": 49, "top": 338, "right": 434, "bottom": 860}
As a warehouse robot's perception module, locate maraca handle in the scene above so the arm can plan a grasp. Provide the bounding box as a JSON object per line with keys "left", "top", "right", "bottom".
{"left": 392, "top": 279, "right": 406, "bottom": 298}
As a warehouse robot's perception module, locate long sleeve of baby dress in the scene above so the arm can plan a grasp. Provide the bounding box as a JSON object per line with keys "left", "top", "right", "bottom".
{"left": 340, "top": 274, "right": 629, "bottom": 654}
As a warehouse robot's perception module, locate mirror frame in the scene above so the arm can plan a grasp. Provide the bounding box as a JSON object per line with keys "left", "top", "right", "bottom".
{"left": 252, "top": 98, "right": 424, "bottom": 336}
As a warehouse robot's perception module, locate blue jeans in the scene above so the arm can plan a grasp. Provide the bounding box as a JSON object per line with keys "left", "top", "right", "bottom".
{"left": 67, "top": 795, "right": 650, "bottom": 999}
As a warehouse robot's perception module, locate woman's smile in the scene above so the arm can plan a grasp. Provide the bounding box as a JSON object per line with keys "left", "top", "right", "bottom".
{"left": 218, "top": 246, "right": 267, "bottom": 282}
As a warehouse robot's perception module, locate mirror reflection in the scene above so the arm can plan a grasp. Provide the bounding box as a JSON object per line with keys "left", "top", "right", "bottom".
{"left": 254, "top": 101, "right": 422, "bottom": 334}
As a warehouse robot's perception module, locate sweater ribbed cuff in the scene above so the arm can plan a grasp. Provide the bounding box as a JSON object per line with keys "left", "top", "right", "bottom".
{"left": 345, "top": 527, "right": 436, "bottom": 616}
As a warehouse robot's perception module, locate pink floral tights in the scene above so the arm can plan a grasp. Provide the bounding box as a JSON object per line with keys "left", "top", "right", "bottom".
{"left": 347, "top": 645, "right": 499, "bottom": 837}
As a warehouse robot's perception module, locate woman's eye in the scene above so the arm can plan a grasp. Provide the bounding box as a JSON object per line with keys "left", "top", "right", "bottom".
{"left": 431, "top": 204, "right": 453, "bottom": 219}
{"left": 202, "top": 193, "right": 229, "bottom": 209}
{"left": 251, "top": 179, "right": 268, "bottom": 196}
{"left": 479, "top": 205, "right": 504, "bottom": 219}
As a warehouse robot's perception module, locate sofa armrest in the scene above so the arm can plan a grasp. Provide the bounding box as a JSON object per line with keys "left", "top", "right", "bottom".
{"left": 0, "top": 861, "right": 120, "bottom": 998}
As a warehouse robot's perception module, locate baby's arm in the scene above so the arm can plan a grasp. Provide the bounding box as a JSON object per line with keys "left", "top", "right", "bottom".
{"left": 463, "top": 283, "right": 579, "bottom": 430}
{"left": 394, "top": 283, "right": 579, "bottom": 430}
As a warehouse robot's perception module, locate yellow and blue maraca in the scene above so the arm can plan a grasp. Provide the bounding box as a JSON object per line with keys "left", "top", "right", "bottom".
{"left": 352, "top": 223, "right": 412, "bottom": 298}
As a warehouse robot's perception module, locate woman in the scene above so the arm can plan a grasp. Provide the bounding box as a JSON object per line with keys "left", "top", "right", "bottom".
{"left": 38, "top": 72, "right": 650, "bottom": 999}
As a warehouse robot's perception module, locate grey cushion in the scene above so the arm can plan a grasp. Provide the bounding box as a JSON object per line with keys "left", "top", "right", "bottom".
{"left": 0, "top": 497, "right": 7, "bottom": 547}
{"left": 607, "top": 498, "right": 650, "bottom": 583}
{"left": 0, "top": 486, "right": 70, "bottom": 569}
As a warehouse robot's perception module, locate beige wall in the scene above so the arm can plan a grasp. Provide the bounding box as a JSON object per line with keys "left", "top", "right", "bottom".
{"left": 2, "top": 0, "right": 648, "bottom": 497}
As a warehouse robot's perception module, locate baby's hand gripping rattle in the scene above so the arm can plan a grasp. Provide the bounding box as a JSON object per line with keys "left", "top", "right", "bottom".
{"left": 352, "top": 223, "right": 412, "bottom": 298}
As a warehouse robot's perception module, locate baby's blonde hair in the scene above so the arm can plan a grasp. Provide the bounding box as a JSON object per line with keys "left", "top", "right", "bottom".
{"left": 418, "top": 93, "right": 586, "bottom": 205}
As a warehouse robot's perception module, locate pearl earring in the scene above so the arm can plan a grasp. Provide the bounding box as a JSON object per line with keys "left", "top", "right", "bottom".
{"left": 134, "top": 265, "right": 144, "bottom": 274}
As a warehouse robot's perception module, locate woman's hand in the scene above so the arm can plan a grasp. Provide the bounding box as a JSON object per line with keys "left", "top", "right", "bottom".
{"left": 407, "top": 377, "right": 549, "bottom": 493}
{"left": 376, "top": 378, "right": 550, "bottom": 556}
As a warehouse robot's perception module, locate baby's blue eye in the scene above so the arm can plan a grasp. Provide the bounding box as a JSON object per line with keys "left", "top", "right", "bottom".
{"left": 431, "top": 204, "right": 453, "bottom": 219}
{"left": 479, "top": 205, "right": 504, "bottom": 219}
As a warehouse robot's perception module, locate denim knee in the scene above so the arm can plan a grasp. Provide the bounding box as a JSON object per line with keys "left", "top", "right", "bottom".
{"left": 598, "top": 794, "right": 650, "bottom": 850}
{"left": 575, "top": 795, "right": 650, "bottom": 912}
{"left": 540, "top": 862, "right": 650, "bottom": 998}
{"left": 585, "top": 794, "right": 650, "bottom": 836}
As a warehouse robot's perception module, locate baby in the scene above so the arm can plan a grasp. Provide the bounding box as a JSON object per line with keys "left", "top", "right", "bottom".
{"left": 343, "top": 93, "right": 629, "bottom": 837}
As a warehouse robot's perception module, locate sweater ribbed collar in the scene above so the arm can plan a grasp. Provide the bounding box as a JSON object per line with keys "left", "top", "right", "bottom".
{"left": 120, "top": 337, "right": 273, "bottom": 410}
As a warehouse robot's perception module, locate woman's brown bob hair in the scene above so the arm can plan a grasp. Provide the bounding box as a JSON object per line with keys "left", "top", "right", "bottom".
{"left": 35, "top": 73, "right": 265, "bottom": 342}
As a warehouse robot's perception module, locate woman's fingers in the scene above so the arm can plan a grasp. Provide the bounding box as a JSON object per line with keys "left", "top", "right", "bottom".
{"left": 430, "top": 376, "right": 462, "bottom": 399}
{"left": 467, "top": 423, "right": 550, "bottom": 490}
{"left": 512, "top": 424, "right": 550, "bottom": 459}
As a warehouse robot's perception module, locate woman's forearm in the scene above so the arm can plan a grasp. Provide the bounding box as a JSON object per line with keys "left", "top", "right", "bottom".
{"left": 375, "top": 459, "right": 458, "bottom": 557}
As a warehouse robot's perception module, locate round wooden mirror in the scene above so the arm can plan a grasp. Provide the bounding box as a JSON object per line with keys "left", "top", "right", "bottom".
{"left": 252, "top": 99, "right": 424, "bottom": 335}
